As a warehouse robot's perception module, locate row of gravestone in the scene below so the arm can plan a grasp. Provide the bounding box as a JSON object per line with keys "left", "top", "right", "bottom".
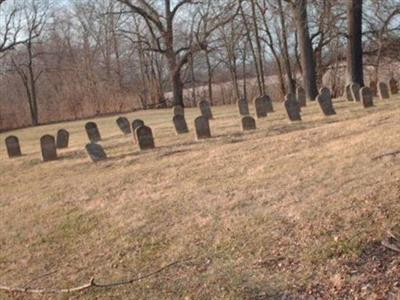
{"left": 370, "top": 78, "right": 399, "bottom": 97}
{"left": 2, "top": 84, "right": 392, "bottom": 162}
{"left": 346, "top": 81, "right": 392, "bottom": 102}
{"left": 5, "top": 129, "right": 70, "bottom": 160}
{"left": 85, "top": 118, "right": 154, "bottom": 162}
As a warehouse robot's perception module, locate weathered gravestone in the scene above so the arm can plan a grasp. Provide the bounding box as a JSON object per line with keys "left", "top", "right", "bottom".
{"left": 56, "top": 129, "right": 69, "bottom": 149}
{"left": 345, "top": 84, "right": 353, "bottom": 101}
{"left": 194, "top": 116, "right": 211, "bottom": 140}
{"left": 284, "top": 93, "right": 302, "bottom": 121}
{"left": 131, "top": 119, "right": 145, "bottom": 143}
{"left": 85, "top": 142, "right": 107, "bottom": 162}
{"left": 253, "top": 96, "right": 268, "bottom": 119}
{"left": 5, "top": 136, "right": 21, "bottom": 158}
{"left": 296, "top": 86, "right": 306, "bottom": 107}
{"left": 389, "top": 78, "right": 399, "bottom": 95}
{"left": 350, "top": 83, "right": 361, "bottom": 102}
{"left": 370, "top": 80, "right": 378, "bottom": 96}
{"left": 198, "top": 100, "right": 213, "bottom": 119}
{"left": 116, "top": 117, "right": 131, "bottom": 135}
{"left": 173, "top": 115, "right": 189, "bottom": 134}
{"left": 241, "top": 116, "right": 256, "bottom": 131}
{"left": 360, "top": 87, "right": 374, "bottom": 108}
{"left": 262, "top": 94, "right": 274, "bottom": 113}
{"left": 378, "top": 81, "right": 390, "bottom": 100}
{"left": 173, "top": 105, "right": 185, "bottom": 116}
{"left": 40, "top": 135, "right": 57, "bottom": 162}
{"left": 85, "top": 122, "right": 101, "bottom": 142}
{"left": 237, "top": 97, "right": 249, "bottom": 116}
{"left": 135, "top": 125, "right": 155, "bottom": 150}
{"left": 317, "top": 88, "right": 336, "bottom": 116}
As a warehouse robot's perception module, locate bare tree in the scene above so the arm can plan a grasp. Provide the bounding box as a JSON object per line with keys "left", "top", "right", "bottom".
{"left": 285, "top": 0, "right": 318, "bottom": 101}
{"left": 116, "top": 0, "right": 238, "bottom": 107}
{"left": 10, "top": 0, "right": 48, "bottom": 125}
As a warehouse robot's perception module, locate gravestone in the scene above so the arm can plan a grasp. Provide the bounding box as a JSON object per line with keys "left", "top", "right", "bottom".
{"left": 135, "top": 125, "right": 155, "bottom": 150}
{"left": 194, "top": 116, "right": 211, "bottom": 140}
{"left": 173, "top": 105, "right": 185, "bottom": 116}
{"left": 56, "top": 129, "right": 69, "bottom": 149}
{"left": 345, "top": 84, "right": 353, "bottom": 101}
{"left": 360, "top": 87, "right": 374, "bottom": 108}
{"left": 85, "top": 142, "right": 107, "bottom": 162}
{"left": 253, "top": 96, "right": 268, "bottom": 119}
{"left": 284, "top": 93, "right": 302, "bottom": 121}
{"left": 350, "top": 83, "right": 361, "bottom": 102}
{"left": 378, "top": 82, "right": 390, "bottom": 100}
{"left": 198, "top": 100, "right": 213, "bottom": 119}
{"left": 5, "top": 136, "right": 21, "bottom": 158}
{"left": 241, "top": 116, "right": 256, "bottom": 131}
{"left": 85, "top": 122, "right": 101, "bottom": 142}
{"left": 262, "top": 94, "right": 274, "bottom": 113}
{"left": 131, "top": 119, "right": 145, "bottom": 143}
{"left": 116, "top": 117, "right": 131, "bottom": 135}
{"left": 237, "top": 97, "right": 249, "bottom": 116}
{"left": 173, "top": 115, "right": 189, "bottom": 134}
{"left": 40, "top": 135, "right": 57, "bottom": 162}
{"left": 317, "top": 87, "right": 336, "bottom": 116}
{"left": 370, "top": 80, "right": 378, "bottom": 96}
{"left": 389, "top": 78, "right": 398, "bottom": 95}
{"left": 296, "top": 86, "right": 306, "bottom": 107}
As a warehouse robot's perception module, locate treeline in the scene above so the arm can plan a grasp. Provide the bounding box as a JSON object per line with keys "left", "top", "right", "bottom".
{"left": 0, "top": 0, "right": 399, "bottom": 131}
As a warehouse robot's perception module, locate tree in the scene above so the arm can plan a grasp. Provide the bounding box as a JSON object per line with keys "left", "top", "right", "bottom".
{"left": 117, "top": 0, "right": 238, "bottom": 107}
{"left": 286, "top": 0, "right": 318, "bottom": 101}
{"left": 346, "top": 0, "right": 364, "bottom": 86}
{"left": 10, "top": 0, "right": 48, "bottom": 126}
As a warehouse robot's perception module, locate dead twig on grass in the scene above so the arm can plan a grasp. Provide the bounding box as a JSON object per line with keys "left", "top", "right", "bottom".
{"left": 0, "top": 258, "right": 191, "bottom": 295}
{"left": 371, "top": 150, "right": 400, "bottom": 161}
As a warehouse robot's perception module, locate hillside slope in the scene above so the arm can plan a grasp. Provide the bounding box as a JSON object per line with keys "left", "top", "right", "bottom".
{"left": 1, "top": 97, "right": 400, "bottom": 299}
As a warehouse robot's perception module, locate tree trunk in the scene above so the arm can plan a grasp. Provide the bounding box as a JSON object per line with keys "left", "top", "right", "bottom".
{"left": 278, "top": 0, "right": 296, "bottom": 94}
{"left": 205, "top": 50, "right": 214, "bottom": 105}
{"left": 293, "top": 0, "right": 319, "bottom": 101}
{"left": 346, "top": 0, "right": 364, "bottom": 86}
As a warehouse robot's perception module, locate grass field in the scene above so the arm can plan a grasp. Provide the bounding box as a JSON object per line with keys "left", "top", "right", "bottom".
{"left": 1, "top": 96, "right": 400, "bottom": 299}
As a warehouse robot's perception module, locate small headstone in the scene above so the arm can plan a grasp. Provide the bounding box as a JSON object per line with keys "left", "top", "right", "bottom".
{"left": 262, "top": 94, "right": 274, "bottom": 113}
{"left": 5, "top": 136, "right": 21, "bottom": 158}
{"left": 194, "top": 116, "right": 211, "bottom": 140}
{"left": 173, "top": 115, "right": 189, "bottom": 134}
{"left": 56, "top": 129, "right": 69, "bottom": 149}
{"left": 370, "top": 80, "right": 378, "bottom": 96}
{"left": 40, "top": 135, "right": 57, "bottom": 162}
{"left": 241, "top": 116, "right": 256, "bottom": 131}
{"left": 132, "top": 119, "right": 145, "bottom": 143}
{"left": 378, "top": 81, "right": 390, "bottom": 100}
{"left": 116, "top": 117, "right": 131, "bottom": 135}
{"left": 284, "top": 94, "right": 302, "bottom": 121}
{"left": 85, "top": 142, "right": 107, "bottom": 162}
{"left": 345, "top": 84, "right": 353, "bottom": 101}
{"left": 389, "top": 78, "right": 398, "bottom": 95}
{"left": 198, "top": 100, "right": 213, "bottom": 119}
{"left": 296, "top": 86, "right": 306, "bottom": 107}
{"left": 253, "top": 96, "right": 268, "bottom": 119}
{"left": 237, "top": 97, "right": 249, "bottom": 116}
{"left": 350, "top": 83, "right": 361, "bottom": 102}
{"left": 173, "top": 105, "right": 185, "bottom": 116}
{"left": 360, "top": 87, "right": 374, "bottom": 108}
{"left": 85, "top": 122, "right": 101, "bottom": 142}
{"left": 135, "top": 125, "right": 155, "bottom": 150}
{"left": 317, "top": 88, "right": 336, "bottom": 116}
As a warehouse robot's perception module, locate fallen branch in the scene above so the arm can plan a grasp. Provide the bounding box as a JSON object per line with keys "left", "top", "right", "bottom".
{"left": 371, "top": 150, "right": 400, "bottom": 161}
{"left": 0, "top": 258, "right": 191, "bottom": 295}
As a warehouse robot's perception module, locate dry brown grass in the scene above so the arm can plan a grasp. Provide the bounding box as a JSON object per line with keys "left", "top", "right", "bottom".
{"left": 1, "top": 96, "right": 400, "bottom": 299}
